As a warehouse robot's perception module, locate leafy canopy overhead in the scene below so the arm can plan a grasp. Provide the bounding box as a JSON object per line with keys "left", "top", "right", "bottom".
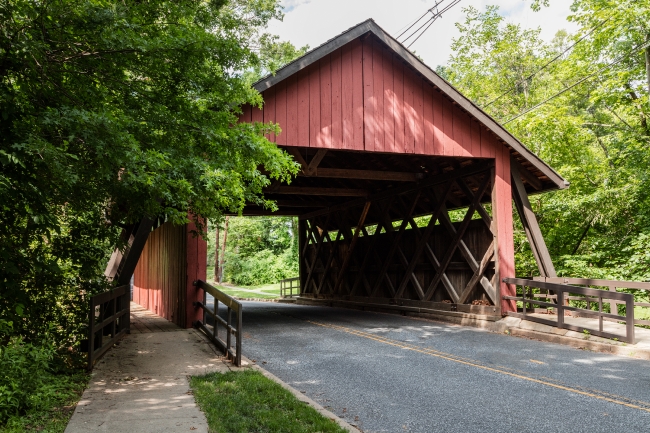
{"left": 0, "top": 0, "right": 300, "bottom": 351}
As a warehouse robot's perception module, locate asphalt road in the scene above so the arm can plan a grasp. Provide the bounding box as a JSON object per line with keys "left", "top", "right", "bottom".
{"left": 215, "top": 301, "right": 650, "bottom": 433}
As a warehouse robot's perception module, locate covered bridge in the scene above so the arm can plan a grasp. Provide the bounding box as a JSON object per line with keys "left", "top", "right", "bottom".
{"left": 127, "top": 19, "right": 566, "bottom": 327}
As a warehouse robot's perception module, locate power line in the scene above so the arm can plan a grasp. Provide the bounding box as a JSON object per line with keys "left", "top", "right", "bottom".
{"left": 484, "top": 15, "right": 613, "bottom": 109}
{"left": 405, "top": 0, "right": 462, "bottom": 49}
{"left": 503, "top": 39, "right": 650, "bottom": 125}
{"left": 397, "top": 0, "right": 462, "bottom": 49}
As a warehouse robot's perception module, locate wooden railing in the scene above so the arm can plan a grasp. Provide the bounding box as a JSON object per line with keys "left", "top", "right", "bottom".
{"left": 533, "top": 277, "right": 650, "bottom": 327}
{"left": 503, "top": 278, "right": 636, "bottom": 344}
{"left": 88, "top": 285, "right": 130, "bottom": 370}
{"left": 280, "top": 277, "right": 300, "bottom": 298}
{"left": 193, "top": 280, "right": 242, "bottom": 367}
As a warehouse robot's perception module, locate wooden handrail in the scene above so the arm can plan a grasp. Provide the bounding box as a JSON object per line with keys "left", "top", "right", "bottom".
{"left": 192, "top": 280, "right": 243, "bottom": 367}
{"left": 280, "top": 277, "right": 300, "bottom": 298}
{"left": 503, "top": 278, "right": 635, "bottom": 344}
{"left": 88, "top": 285, "right": 130, "bottom": 370}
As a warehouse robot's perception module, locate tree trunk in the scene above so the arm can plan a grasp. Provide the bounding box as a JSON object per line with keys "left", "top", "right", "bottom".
{"left": 214, "top": 225, "right": 220, "bottom": 281}
{"left": 646, "top": 33, "right": 650, "bottom": 111}
{"left": 218, "top": 216, "right": 229, "bottom": 283}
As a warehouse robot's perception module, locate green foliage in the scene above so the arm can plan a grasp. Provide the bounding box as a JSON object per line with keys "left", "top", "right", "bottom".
{"left": 1, "top": 0, "right": 300, "bottom": 355}
{"left": 444, "top": 2, "right": 650, "bottom": 281}
{"left": 210, "top": 216, "right": 298, "bottom": 286}
{"left": 190, "top": 370, "right": 347, "bottom": 433}
{"left": 0, "top": 337, "right": 86, "bottom": 427}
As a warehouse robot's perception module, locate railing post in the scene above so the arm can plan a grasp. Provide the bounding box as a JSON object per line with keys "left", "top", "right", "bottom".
{"left": 557, "top": 290, "right": 565, "bottom": 329}
{"left": 226, "top": 307, "right": 232, "bottom": 357}
{"left": 236, "top": 307, "right": 242, "bottom": 367}
{"left": 627, "top": 296, "right": 635, "bottom": 344}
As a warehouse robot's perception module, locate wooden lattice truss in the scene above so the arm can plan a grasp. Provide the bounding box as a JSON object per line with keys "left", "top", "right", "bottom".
{"left": 299, "top": 163, "right": 501, "bottom": 306}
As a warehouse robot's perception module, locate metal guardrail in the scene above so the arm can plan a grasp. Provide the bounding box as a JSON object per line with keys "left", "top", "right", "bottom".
{"left": 193, "top": 279, "right": 242, "bottom": 367}
{"left": 88, "top": 285, "right": 130, "bottom": 370}
{"left": 503, "top": 278, "right": 635, "bottom": 344}
{"left": 280, "top": 277, "right": 300, "bottom": 298}
{"left": 533, "top": 277, "right": 650, "bottom": 327}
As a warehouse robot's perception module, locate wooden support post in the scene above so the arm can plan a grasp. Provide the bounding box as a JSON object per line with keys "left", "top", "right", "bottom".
{"left": 511, "top": 163, "right": 557, "bottom": 278}
{"left": 299, "top": 219, "right": 306, "bottom": 295}
{"left": 493, "top": 151, "right": 516, "bottom": 314}
{"left": 333, "top": 202, "right": 371, "bottom": 294}
{"left": 185, "top": 218, "right": 207, "bottom": 328}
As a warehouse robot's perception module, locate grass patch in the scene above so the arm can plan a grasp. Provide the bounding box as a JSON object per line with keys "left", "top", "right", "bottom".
{"left": 1, "top": 372, "right": 88, "bottom": 433}
{"left": 190, "top": 370, "right": 347, "bottom": 433}
{"left": 206, "top": 281, "right": 283, "bottom": 299}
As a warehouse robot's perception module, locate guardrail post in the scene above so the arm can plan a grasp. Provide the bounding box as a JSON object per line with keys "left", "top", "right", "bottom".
{"left": 627, "top": 296, "right": 635, "bottom": 344}
{"left": 236, "top": 307, "right": 242, "bottom": 367}
{"left": 557, "top": 290, "right": 564, "bottom": 329}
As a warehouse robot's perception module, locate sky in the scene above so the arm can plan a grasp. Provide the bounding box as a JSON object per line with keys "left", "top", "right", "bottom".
{"left": 266, "top": 0, "right": 579, "bottom": 69}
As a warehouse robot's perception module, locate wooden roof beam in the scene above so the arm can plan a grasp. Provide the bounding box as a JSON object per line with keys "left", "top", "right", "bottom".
{"left": 300, "top": 168, "right": 423, "bottom": 182}
{"left": 269, "top": 186, "right": 369, "bottom": 197}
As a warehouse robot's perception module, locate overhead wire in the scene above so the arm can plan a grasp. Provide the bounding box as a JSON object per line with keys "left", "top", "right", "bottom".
{"left": 397, "top": 0, "right": 462, "bottom": 49}
{"left": 483, "top": 15, "right": 613, "bottom": 109}
{"left": 405, "top": 0, "right": 462, "bottom": 49}
{"left": 503, "top": 38, "right": 650, "bottom": 125}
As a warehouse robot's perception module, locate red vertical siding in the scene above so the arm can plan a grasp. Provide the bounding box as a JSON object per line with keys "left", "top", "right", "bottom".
{"left": 423, "top": 84, "right": 434, "bottom": 154}
{"left": 393, "top": 57, "right": 405, "bottom": 153}
{"left": 309, "top": 64, "right": 321, "bottom": 148}
{"left": 362, "top": 39, "right": 375, "bottom": 151}
{"left": 331, "top": 49, "right": 343, "bottom": 149}
{"left": 413, "top": 77, "right": 425, "bottom": 155}
{"left": 351, "top": 39, "right": 365, "bottom": 151}
{"left": 403, "top": 68, "right": 415, "bottom": 153}
{"left": 298, "top": 69, "right": 310, "bottom": 147}
{"left": 372, "top": 40, "right": 384, "bottom": 152}
{"left": 263, "top": 86, "right": 275, "bottom": 142}
{"left": 494, "top": 145, "right": 516, "bottom": 313}
{"left": 286, "top": 75, "right": 298, "bottom": 146}
{"left": 275, "top": 81, "right": 287, "bottom": 145}
{"left": 383, "top": 47, "right": 395, "bottom": 153}
{"left": 319, "top": 55, "right": 332, "bottom": 148}
{"left": 341, "top": 43, "right": 354, "bottom": 150}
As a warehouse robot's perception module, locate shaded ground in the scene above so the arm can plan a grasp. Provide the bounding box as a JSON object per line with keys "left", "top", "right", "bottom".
{"left": 239, "top": 302, "right": 650, "bottom": 433}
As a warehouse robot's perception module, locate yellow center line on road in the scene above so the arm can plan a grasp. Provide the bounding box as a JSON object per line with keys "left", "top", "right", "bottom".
{"left": 306, "top": 319, "right": 650, "bottom": 413}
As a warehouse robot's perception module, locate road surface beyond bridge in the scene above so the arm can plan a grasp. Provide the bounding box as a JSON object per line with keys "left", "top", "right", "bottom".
{"left": 238, "top": 301, "right": 650, "bottom": 433}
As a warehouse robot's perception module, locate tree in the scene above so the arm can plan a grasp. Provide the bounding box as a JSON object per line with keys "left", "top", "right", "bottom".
{"left": 443, "top": 2, "right": 650, "bottom": 281}
{"left": 0, "top": 0, "right": 299, "bottom": 352}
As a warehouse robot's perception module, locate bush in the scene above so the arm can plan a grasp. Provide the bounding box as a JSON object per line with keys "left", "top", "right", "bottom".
{"left": 224, "top": 249, "right": 297, "bottom": 286}
{"left": 0, "top": 338, "right": 56, "bottom": 423}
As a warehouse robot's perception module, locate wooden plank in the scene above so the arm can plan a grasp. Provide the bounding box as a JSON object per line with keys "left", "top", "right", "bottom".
{"left": 309, "top": 64, "right": 321, "bottom": 148}
{"left": 319, "top": 55, "right": 332, "bottom": 148}
{"left": 331, "top": 48, "right": 343, "bottom": 150}
{"left": 413, "top": 76, "right": 424, "bottom": 154}
{"left": 285, "top": 75, "right": 298, "bottom": 146}
{"left": 297, "top": 69, "right": 310, "bottom": 147}
{"left": 316, "top": 230, "right": 342, "bottom": 295}
{"left": 372, "top": 39, "right": 385, "bottom": 152}
{"left": 403, "top": 68, "right": 415, "bottom": 153}
{"left": 304, "top": 215, "right": 331, "bottom": 293}
{"left": 303, "top": 168, "right": 419, "bottom": 181}
{"left": 362, "top": 38, "right": 375, "bottom": 151}
{"left": 341, "top": 43, "right": 354, "bottom": 150}
{"left": 393, "top": 57, "right": 405, "bottom": 154}
{"left": 432, "top": 88, "right": 444, "bottom": 155}
{"left": 271, "top": 186, "right": 368, "bottom": 196}
{"left": 351, "top": 39, "right": 364, "bottom": 151}
{"left": 442, "top": 95, "right": 454, "bottom": 156}
{"left": 264, "top": 86, "right": 276, "bottom": 142}
{"left": 458, "top": 240, "right": 495, "bottom": 304}
{"left": 383, "top": 47, "right": 395, "bottom": 153}
{"left": 511, "top": 163, "right": 556, "bottom": 277}
{"left": 275, "top": 81, "right": 287, "bottom": 145}
{"left": 423, "top": 84, "right": 434, "bottom": 155}
{"left": 470, "top": 118, "right": 481, "bottom": 158}
{"left": 455, "top": 108, "right": 472, "bottom": 157}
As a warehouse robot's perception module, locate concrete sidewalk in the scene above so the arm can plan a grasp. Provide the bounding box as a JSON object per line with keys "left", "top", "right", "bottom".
{"left": 65, "top": 303, "right": 242, "bottom": 433}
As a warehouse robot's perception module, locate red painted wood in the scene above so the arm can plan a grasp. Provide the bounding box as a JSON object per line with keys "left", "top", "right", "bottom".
{"left": 470, "top": 118, "right": 481, "bottom": 157}
{"left": 351, "top": 39, "right": 364, "bottom": 151}
{"left": 423, "top": 84, "right": 434, "bottom": 154}
{"left": 341, "top": 43, "right": 354, "bottom": 150}
{"left": 362, "top": 38, "right": 375, "bottom": 151}
{"left": 275, "top": 81, "right": 287, "bottom": 145}
{"left": 383, "top": 48, "right": 396, "bottom": 153}
{"left": 393, "top": 57, "right": 405, "bottom": 153}
{"left": 263, "top": 87, "right": 275, "bottom": 141}
{"left": 298, "top": 69, "right": 310, "bottom": 147}
{"left": 454, "top": 107, "right": 472, "bottom": 157}
{"left": 251, "top": 99, "right": 263, "bottom": 125}
{"left": 286, "top": 75, "right": 298, "bottom": 146}
{"left": 239, "top": 104, "right": 252, "bottom": 123}
{"left": 403, "top": 68, "right": 415, "bottom": 153}
{"left": 309, "top": 64, "right": 321, "bottom": 148}
{"left": 185, "top": 219, "right": 207, "bottom": 328}
{"left": 432, "top": 88, "right": 444, "bottom": 155}
{"left": 372, "top": 40, "right": 384, "bottom": 152}
{"left": 331, "top": 49, "right": 343, "bottom": 149}
{"left": 413, "top": 76, "right": 425, "bottom": 155}
{"left": 441, "top": 95, "right": 454, "bottom": 156}
{"left": 494, "top": 147, "right": 515, "bottom": 313}
{"left": 319, "top": 55, "right": 332, "bottom": 148}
